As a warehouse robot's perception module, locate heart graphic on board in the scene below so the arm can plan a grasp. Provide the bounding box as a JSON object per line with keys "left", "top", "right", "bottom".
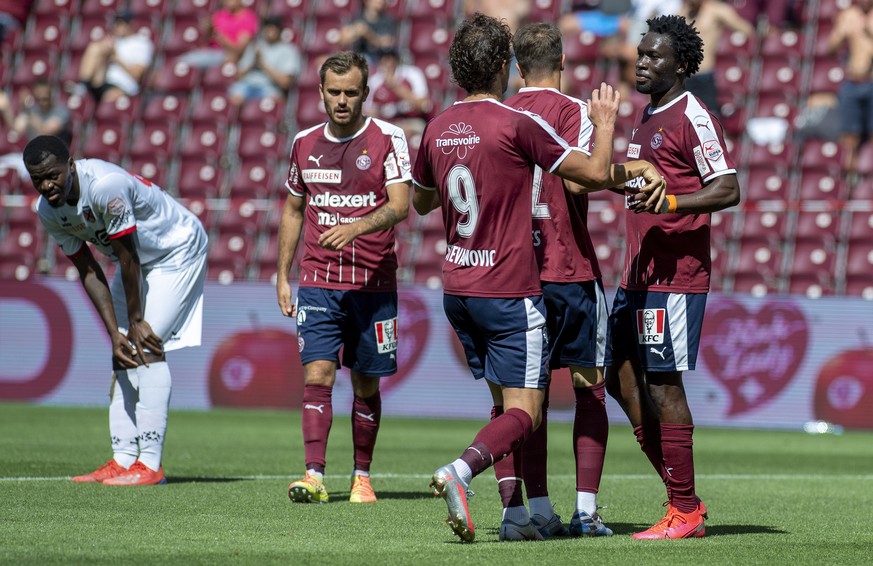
{"left": 700, "top": 299, "right": 808, "bottom": 415}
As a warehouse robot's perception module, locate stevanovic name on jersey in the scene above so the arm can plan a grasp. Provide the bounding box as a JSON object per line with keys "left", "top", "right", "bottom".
{"left": 37, "top": 159, "right": 207, "bottom": 271}
{"left": 286, "top": 117, "right": 412, "bottom": 291}
{"left": 506, "top": 87, "right": 601, "bottom": 283}
{"left": 413, "top": 98, "right": 576, "bottom": 297}
{"left": 622, "top": 92, "right": 737, "bottom": 293}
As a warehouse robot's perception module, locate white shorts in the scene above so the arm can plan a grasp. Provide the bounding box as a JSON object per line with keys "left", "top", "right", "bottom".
{"left": 111, "top": 254, "right": 207, "bottom": 352}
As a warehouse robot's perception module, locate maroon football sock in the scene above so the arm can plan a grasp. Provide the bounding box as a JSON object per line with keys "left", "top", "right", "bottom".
{"left": 301, "top": 384, "right": 333, "bottom": 474}
{"left": 352, "top": 391, "right": 382, "bottom": 472}
{"left": 491, "top": 406, "right": 525, "bottom": 508}
{"left": 660, "top": 422, "right": 697, "bottom": 513}
{"left": 461, "top": 408, "right": 533, "bottom": 479}
{"left": 522, "top": 393, "right": 549, "bottom": 499}
{"left": 574, "top": 382, "right": 608, "bottom": 493}
{"left": 633, "top": 423, "right": 670, "bottom": 498}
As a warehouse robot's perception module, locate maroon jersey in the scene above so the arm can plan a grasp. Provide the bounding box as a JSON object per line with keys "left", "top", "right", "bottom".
{"left": 622, "top": 91, "right": 737, "bottom": 293}
{"left": 505, "top": 87, "right": 601, "bottom": 283}
{"left": 286, "top": 117, "right": 412, "bottom": 291}
{"left": 413, "top": 98, "right": 575, "bottom": 297}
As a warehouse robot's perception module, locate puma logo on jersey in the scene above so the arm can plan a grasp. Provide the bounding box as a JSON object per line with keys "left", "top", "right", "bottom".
{"left": 304, "top": 404, "right": 325, "bottom": 413}
{"left": 665, "top": 467, "right": 673, "bottom": 477}
{"left": 650, "top": 346, "right": 667, "bottom": 360}
{"left": 355, "top": 411, "right": 376, "bottom": 422}
{"left": 308, "top": 155, "right": 323, "bottom": 167}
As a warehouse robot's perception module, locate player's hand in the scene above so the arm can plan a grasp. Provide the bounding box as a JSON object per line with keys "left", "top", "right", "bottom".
{"left": 587, "top": 82, "right": 620, "bottom": 130}
{"left": 111, "top": 331, "right": 139, "bottom": 368}
{"left": 628, "top": 161, "right": 667, "bottom": 213}
{"left": 126, "top": 319, "right": 164, "bottom": 366}
{"left": 318, "top": 223, "right": 361, "bottom": 251}
{"left": 277, "top": 279, "right": 296, "bottom": 318}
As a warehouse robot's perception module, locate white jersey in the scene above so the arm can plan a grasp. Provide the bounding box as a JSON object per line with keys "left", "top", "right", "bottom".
{"left": 38, "top": 159, "right": 207, "bottom": 271}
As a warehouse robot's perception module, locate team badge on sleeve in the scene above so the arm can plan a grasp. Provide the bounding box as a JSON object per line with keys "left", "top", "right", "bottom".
{"left": 636, "top": 308, "right": 666, "bottom": 344}
{"left": 374, "top": 317, "right": 398, "bottom": 353}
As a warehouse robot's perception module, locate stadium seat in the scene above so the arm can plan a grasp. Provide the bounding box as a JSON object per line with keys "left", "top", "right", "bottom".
{"left": 0, "top": 167, "right": 26, "bottom": 196}
{"left": 68, "top": 15, "right": 108, "bottom": 53}
{"left": 586, "top": 205, "right": 622, "bottom": 239}
{"left": 128, "top": 122, "right": 178, "bottom": 160}
{"left": 849, "top": 176, "right": 873, "bottom": 201}
{"left": 744, "top": 165, "right": 791, "bottom": 201}
{"left": 414, "top": 55, "right": 450, "bottom": 96}
{"left": 174, "top": 0, "right": 219, "bottom": 18}
{"left": 760, "top": 29, "right": 805, "bottom": 60}
{"left": 710, "top": 209, "right": 738, "bottom": 241}
{"left": 846, "top": 241, "right": 873, "bottom": 275}
{"left": 408, "top": 19, "right": 453, "bottom": 60}
{"left": 82, "top": 122, "right": 127, "bottom": 162}
{"left": 191, "top": 90, "right": 237, "bottom": 125}
{"left": 808, "top": 57, "right": 843, "bottom": 93}
{"left": 201, "top": 62, "right": 238, "bottom": 89}
{"left": 215, "top": 199, "right": 265, "bottom": 236}
{"left": 746, "top": 141, "right": 794, "bottom": 169}
{"left": 846, "top": 210, "right": 873, "bottom": 243}
{"left": 718, "top": 99, "right": 749, "bottom": 138}
{"left": 740, "top": 210, "right": 790, "bottom": 243}
{"left": 296, "top": 54, "right": 327, "bottom": 90}
{"left": 93, "top": 95, "right": 141, "bottom": 128}
{"left": 753, "top": 92, "right": 799, "bottom": 125}
{"left": 714, "top": 58, "right": 752, "bottom": 100}
{"left": 757, "top": 59, "right": 802, "bottom": 98}
{"left": 23, "top": 15, "right": 68, "bottom": 51}
{"left": 228, "top": 162, "right": 278, "bottom": 200}
{"left": 207, "top": 256, "right": 250, "bottom": 284}
{"left": 409, "top": 0, "right": 454, "bottom": 20}
{"left": 305, "top": 16, "right": 345, "bottom": 56}
{"left": 312, "top": 0, "right": 360, "bottom": 18}
{"left": 787, "top": 272, "right": 835, "bottom": 298}
{"left": 180, "top": 196, "right": 215, "bottom": 231}
{"left": 10, "top": 52, "right": 57, "bottom": 91}
{"left": 4, "top": 203, "right": 39, "bottom": 232}
{"left": 176, "top": 159, "right": 224, "bottom": 199}
{"left": 129, "top": 0, "right": 173, "bottom": 18}
{"left": 563, "top": 31, "right": 600, "bottom": 63}
{"left": 238, "top": 97, "right": 288, "bottom": 127}
{"left": 563, "top": 62, "right": 604, "bottom": 97}
{"left": 528, "top": 0, "right": 562, "bottom": 21}
{"left": 271, "top": 0, "right": 311, "bottom": 19}
{"left": 716, "top": 29, "right": 756, "bottom": 61}
{"left": 59, "top": 91, "right": 95, "bottom": 124}
{"left": 854, "top": 143, "right": 873, "bottom": 177}
{"left": 35, "top": 0, "right": 79, "bottom": 16}
{"left": 592, "top": 237, "right": 623, "bottom": 287}
{"left": 798, "top": 139, "right": 843, "bottom": 175}
{"left": 709, "top": 241, "right": 732, "bottom": 292}
{"left": 295, "top": 88, "right": 328, "bottom": 130}
{"left": 141, "top": 93, "right": 189, "bottom": 126}
{"left": 211, "top": 231, "right": 256, "bottom": 264}
{"left": 161, "top": 20, "right": 205, "bottom": 58}
{"left": 81, "top": 0, "right": 123, "bottom": 16}
{"left": 844, "top": 274, "right": 873, "bottom": 299}
{"left": 126, "top": 156, "right": 172, "bottom": 189}
{"left": 179, "top": 124, "right": 228, "bottom": 160}
{"left": 151, "top": 60, "right": 200, "bottom": 93}
{"left": 815, "top": 0, "right": 847, "bottom": 24}
{"left": 796, "top": 170, "right": 848, "bottom": 201}
{"left": 238, "top": 125, "right": 285, "bottom": 160}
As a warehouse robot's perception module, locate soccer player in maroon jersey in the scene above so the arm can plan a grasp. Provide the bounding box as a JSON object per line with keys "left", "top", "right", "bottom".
{"left": 412, "top": 13, "right": 667, "bottom": 542}
{"left": 496, "top": 21, "right": 617, "bottom": 539}
{"left": 604, "top": 15, "right": 741, "bottom": 539}
{"left": 277, "top": 51, "right": 412, "bottom": 505}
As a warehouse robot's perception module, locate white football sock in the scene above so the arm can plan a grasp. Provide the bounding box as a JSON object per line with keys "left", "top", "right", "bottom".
{"left": 306, "top": 469, "right": 324, "bottom": 482}
{"left": 502, "top": 505, "right": 530, "bottom": 524}
{"left": 109, "top": 369, "right": 139, "bottom": 468}
{"left": 135, "top": 361, "right": 171, "bottom": 471}
{"left": 353, "top": 469, "right": 370, "bottom": 477}
{"left": 450, "top": 458, "right": 473, "bottom": 486}
{"left": 529, "top": 496, "right": 555, "bottom": 519}
{"left": 576, "top": 491, "right": 597, "bottom": 517}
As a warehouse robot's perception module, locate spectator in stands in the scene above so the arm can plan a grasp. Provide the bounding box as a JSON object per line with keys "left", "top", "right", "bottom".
{"left": 180, "top": 0, "right": 258, "bottom": 68}
{"left": 228, "top": 16, "right": 302, "bottom": 106}
{"left": 0, "top": 80, "right": 72, "bottom": 179}
{"left": 464, "top": 0, "right": 531, "bottom": 33}
{"left": 677, "top": 0, "right": 755, "bottom": 117}
{"left": 365, "top": 47, "right": 431, "bottom": 142}
{"left": 340, "top": 0, "right": 398, "bottom": 62}
{"left": 0, "top": 0, "right": 31, "bottom": 43}
{"left": 828, "top": 0, "right": 873, "bottom": 174}
{"left": 77, "top": 10, "right": 154, "bottom": 104}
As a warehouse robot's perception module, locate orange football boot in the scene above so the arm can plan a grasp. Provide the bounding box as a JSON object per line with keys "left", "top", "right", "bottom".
{"left": 71, "top": 459, "right": 129, "bottom": 483}
{"left": 632, "top": 505, "right": 706, "bottom": 539}
{"left": 103, "top": 461, "right": 167, "bottom": 486}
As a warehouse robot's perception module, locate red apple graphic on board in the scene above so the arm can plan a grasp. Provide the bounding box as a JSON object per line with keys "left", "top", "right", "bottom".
{"left": 814, "top": 337, "right": 873, "bottom": 429}
{"left": 209, "top": 327, "right": 305, "bottom": 409}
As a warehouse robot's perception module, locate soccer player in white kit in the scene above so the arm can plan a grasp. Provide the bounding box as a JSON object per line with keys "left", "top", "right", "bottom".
{"left": 24, "top": 135, "right": 208, "bottom": 486}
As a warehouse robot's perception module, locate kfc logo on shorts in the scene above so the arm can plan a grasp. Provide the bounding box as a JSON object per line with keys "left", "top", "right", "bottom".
{"left": 637, "top": 308, "right": 666, "bottom": 344}
{"left": 374, "top": 317, "right": 398, "bottom": 353}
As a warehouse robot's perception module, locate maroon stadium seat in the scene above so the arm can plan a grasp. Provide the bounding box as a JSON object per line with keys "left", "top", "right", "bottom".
{"left": 563, "top": 31, "right": 601, "bottom": 63}
{"left": 808, "top": 57, "right": 843, "bottom": 94}
{"left": 761, "top": 29, "right": 806, "bottom": 60}
{"left": 710, "top": 209, "right": 738, "bottom": 241}
{"left": 237, "top": 125, "right": 285, "bottom": 160}
{"left": 272, "top": 0, "right": 311, "bottom": 18}
{"left": 845, "top": 241, "right": 873, "bottom": 279}
{"left": 850, "top": 176, "right": 873, "bottom": 200}
{"left": 312, "top": 0, "right": 360, "bottom": 18}
{"left": 753, "top": 92, "right": 799, "bottom": 125}
{"left": 179, "top": 124, "right": 228, "bottom": 160}
{"left": 80, "top": 0, "right": 123, "bottom": 16}
{"left": 176, "top": 159, "right": 224, "bottom": 199}
{"left": 563, "top": 62, "right": 605, "bottom": 97}
{"left": 126, "top": 156, "right": 172, "bottom": 189}
{"left": 787, "top": 272, "right": 835, "bottom": 297}
{"left": 305, "top": 16, "right": 345, "bottom": 56}
{"left": 238, "top": 96, "right": 287, "bottom": 127}
{"left": 201, "top": 62, "right": 238, "bottom": 89}
{"left": 409, "top": 0, "right": 454, "bottom": 20}
{"left": 174, "top": 0, "right": 220, "bottom": 18}
{"left": 790, "top": 239, "right": 837, "bottom": 278}
{"left": 854, "top": 143, "right": 873, "bottom": 177}
{"left": 796, "top": 170, "right": 848, "bottom": 201}
{"left": 68, "top": 15, "right": 108, "bottom": 53}
{"left": 747, "top": 141, "right": 794, "bottom": 168}
{"left": 35, "top": 0, "right": 80, "bottom": 16}
{"left": 408, "top": 19, "right": 453, "bottom": 60}
{"left": 740, "top": 210, "right": 790, "bottom": 243}
{"left": 129, "top": 0, "right": 173, "bottom": 18}
{"left": 798, "top": 139, "right": 843, "bottom": 175}
{"left": 215, "top": 199, "right": 265, "bottom": 236}
{"left": 228, "top": 162, "right": 278, "bottom": 200}
{"left": 191, "top": 90, "right": 238, "bottom": 125}
{"left": 151, "top": 60, "right": 200, "bottom": 92}
{"left": 93, "top": 94, "right": 142, "bottom": 128}
{"left": 295, "top": 88, "right": 328, "bottom": 130}
{"left": 207, "top": 256, "right": 250, "bottom": 283}
{"left": 528, "top": 0, "right": 563, "bottom": 21}
{"left": 23, "top": 15, "right": 68, "bottom": 51}
{"left": 10, "top": 52, "right": 57, "bottom": 91}
{"left": 211, "top": 231, "right": 256, "bottom": 264}
{"left": 161, "top": 20, "right": 206, "bottom": 58}
{"left": 141, "top": 93, "right": 189, "bottom": 125}
{"left": 744, "top": 164, "right": 791, "bottom": 201}
{"left": 757, "top": 59, "right": 802, "bottom": 97}
{"left": 129, "top": 122, "right": 178, "bottom": 160}
{"left": 82, "top": 122, "right": 127, "bottom": 162}
{"left": 846, "top": 210, "right": 873, "bottom": 242}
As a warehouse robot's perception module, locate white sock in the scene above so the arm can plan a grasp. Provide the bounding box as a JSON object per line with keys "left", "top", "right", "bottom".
{"left": 135, "top": 361, "right": 171, "bottom": 471}
{"left": 529, "top": 496, "right": 555, "bottom": 519}
{"left": 353, "top": 469, "right": 369, "bottom": 477}
{"left": 576, "top": 491, "right": 597, "bottom": 517}
{"left": 306, "top": 469, "right": 324, "bottom": 482}
{"left": 450, "top": 458, "right": 473, "bottom": 486}
{"left": 109, "top": 369, "right": 139, "bottom": 468}
{"left": 502, "top": 505, "right": 530, "bottom": 523}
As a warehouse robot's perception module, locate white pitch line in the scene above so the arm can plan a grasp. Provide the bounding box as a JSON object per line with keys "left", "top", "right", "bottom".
{"left": 2, "top": 473, "right": 872, "bottom": 482}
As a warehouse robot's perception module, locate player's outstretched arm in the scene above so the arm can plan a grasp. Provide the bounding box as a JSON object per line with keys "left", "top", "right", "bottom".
{"left": 412, "top": 184, "right": 440, "bottom": 215}
{"left": 277, "top": 194, "right": 306, "bottom": 318}
{"left": 69, "top": 243, "right": 139, "bottom": 368}
{"left": 318, "top": 181, "right": 410, "bottom": 251}
{"left": 655, "top": 173, "right": 740, "bottom": 215}
{"left": 111, "top": 232, "right": 163, "bottom": 366}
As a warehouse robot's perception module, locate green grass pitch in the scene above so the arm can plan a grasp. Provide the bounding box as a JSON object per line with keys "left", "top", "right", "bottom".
{"left": 1, "top": 402, "right": 872, "bottom": 565}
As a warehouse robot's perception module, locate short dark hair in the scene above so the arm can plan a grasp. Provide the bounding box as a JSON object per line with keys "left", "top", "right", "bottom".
{"left": 319, "top": 51, "right": 369, "bottom": 89}
{"left": 449, "top": 13, "right": 512, "bottom": 94}
{"left": 262, "top": 15, "right": 283, "bottom": 29}
{"left": 646, "top": 15, "right": 704, "bottom": 77}
{"left": 513, "top": 23, "right": 562, "bottom": 80}
{"left": 23, "top": 135, "right": 69, "bottom": 168}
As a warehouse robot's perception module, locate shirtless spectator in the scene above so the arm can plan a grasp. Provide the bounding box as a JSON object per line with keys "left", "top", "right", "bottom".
{"left": 78, "top": 10, "right": 154, "bottom": 104}
{"left": 677, "top": 0, "right": 754, "bottom": 117}
{"left": 180, "top": 0, "right": 258, "bottom": 68}
{"left": 828, "top": 0, "right": 873, "bottom": 173}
